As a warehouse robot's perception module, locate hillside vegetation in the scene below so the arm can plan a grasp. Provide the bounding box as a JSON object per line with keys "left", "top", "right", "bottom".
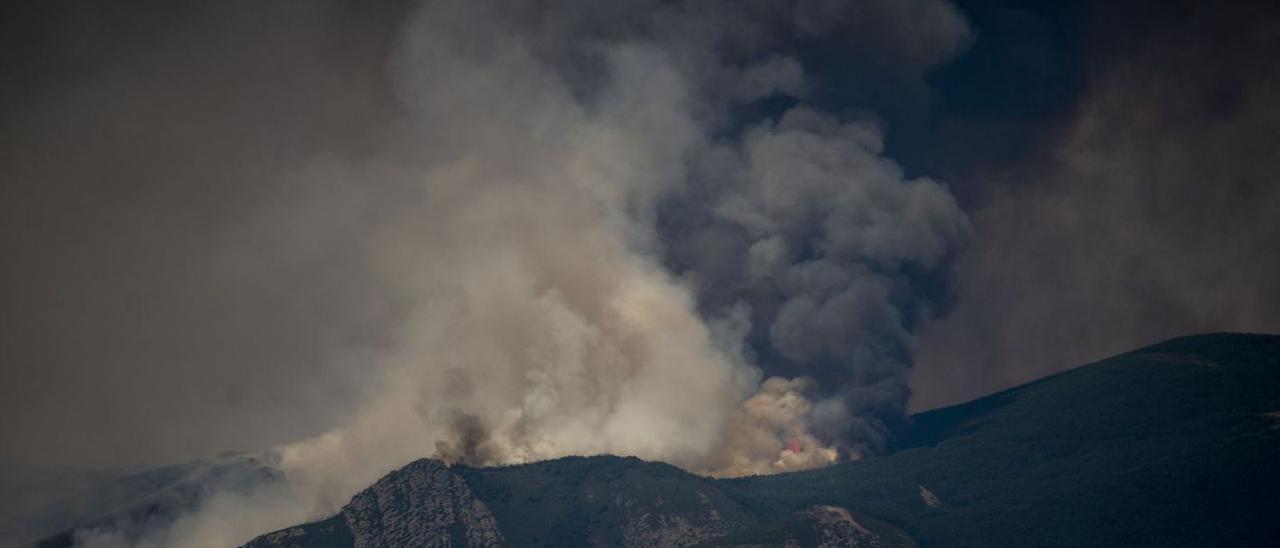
{"left": 723, "top": 333, "right": 1280, "bottom": 546}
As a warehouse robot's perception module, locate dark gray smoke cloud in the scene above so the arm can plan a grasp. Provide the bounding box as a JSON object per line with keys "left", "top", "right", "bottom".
{"left": 912, "top": 1, "right": 1280, "bottom": 409}
{"left": 661, "top": 107, "right": 968, "bottom": 456}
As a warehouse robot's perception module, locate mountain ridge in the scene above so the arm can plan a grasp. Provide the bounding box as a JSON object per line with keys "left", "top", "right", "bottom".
{"left": 21, "top": 333, "right": 1280, "bottom": 547}
{"left": 240, "top": 333, "right": 1280, "bottom": 547}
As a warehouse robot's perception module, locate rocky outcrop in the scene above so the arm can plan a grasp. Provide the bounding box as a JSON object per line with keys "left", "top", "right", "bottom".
{"left": 617, "top": 490, "right": 735, "bottom": 547}
{"left": 244, "top": 459, "right": 503, "bottom": 548}
{"left": 342, "top": 459, "right": 503, "bottom": 548}
{"left": 803, "top": 505, "right": 894, "bottom": 548}
{"left": 708, "top": 504, "right": 917, "bottom": 548}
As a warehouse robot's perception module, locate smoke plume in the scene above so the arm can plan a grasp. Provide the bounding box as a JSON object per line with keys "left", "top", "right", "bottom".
{"left": 286, "top": 0, "right": 968, "bottom": 474}
{"left": 1, "top": 1, "right": 972, "bottom": 545}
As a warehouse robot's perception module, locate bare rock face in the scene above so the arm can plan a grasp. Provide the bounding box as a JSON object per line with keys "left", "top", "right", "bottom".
{"left": 342, "top": 459, "right": 503, "bottom": 548}
{"left": 803, "top": 505, "right": 891, "bottom": 548}
{"left": 617, "top": 490, "right": 735, "bottom": 547}
{"left": 727, "top": 505, "right": 918, "bottom": 548}
{"left": 244, "top": 459, "right": 503, "bottom": 548}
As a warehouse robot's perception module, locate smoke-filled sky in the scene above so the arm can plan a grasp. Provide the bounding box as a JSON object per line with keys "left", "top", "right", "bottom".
{"left": 2, "top": 0, "right": 1278, "bottom": 504}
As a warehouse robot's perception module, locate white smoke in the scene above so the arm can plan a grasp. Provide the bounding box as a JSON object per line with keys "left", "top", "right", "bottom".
{"left": 66, "top": 0, "right": 971, "bottom": 545}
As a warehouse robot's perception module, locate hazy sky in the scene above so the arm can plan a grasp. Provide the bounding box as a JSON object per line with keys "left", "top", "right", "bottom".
{"left": 2, "top": 0, "right": 1278, "bottom": 477}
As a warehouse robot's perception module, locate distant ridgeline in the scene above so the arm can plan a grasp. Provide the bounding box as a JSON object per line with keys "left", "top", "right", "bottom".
{"left": 28, "top": 333, "right": 1280, "bottom": 547}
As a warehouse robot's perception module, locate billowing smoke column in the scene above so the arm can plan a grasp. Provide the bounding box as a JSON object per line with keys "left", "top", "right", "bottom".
{"left": 71, "top": 0, "right": 970, "bottom": 545}
{"left": 665, "top": 107, "right": 969, "bottom": 459}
